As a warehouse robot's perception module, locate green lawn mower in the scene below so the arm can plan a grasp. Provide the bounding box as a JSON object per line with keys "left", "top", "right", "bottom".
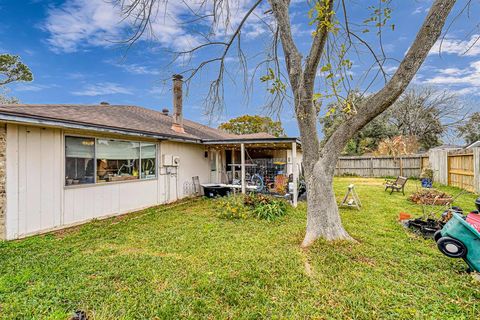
{"left": 434, "top": 199, "right": 480, "bottom": 273}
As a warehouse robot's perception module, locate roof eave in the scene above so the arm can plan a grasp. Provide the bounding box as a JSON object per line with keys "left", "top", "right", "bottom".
{"left": 0, "top": 113, "right": 203, "bottom": 144}
{"left": 202, "top": 137, "right": 301, "bottom": 145}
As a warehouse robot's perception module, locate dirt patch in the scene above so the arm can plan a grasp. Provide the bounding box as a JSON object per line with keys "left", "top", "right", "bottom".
{"left": 354, "top": 256, "right": 376, "bottom": 267}
{"left": 304, "top": 260, "right": 313, "bottom": 277}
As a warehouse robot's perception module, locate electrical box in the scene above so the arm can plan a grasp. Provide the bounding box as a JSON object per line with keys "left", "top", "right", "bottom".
{"left": 162, "top": 154, "right": 173, "bottom": 166}
{"left": 172, "top": 156, "right": 180, "bottom": 166}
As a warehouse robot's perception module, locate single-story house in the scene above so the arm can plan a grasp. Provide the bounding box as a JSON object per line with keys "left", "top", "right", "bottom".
{"left": 0, "top": 75, "right": 301, "bottom": 240}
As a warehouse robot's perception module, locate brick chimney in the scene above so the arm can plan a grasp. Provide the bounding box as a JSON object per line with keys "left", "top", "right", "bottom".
{"left": 171, "top": 74, "right": 185, "bottom": 133}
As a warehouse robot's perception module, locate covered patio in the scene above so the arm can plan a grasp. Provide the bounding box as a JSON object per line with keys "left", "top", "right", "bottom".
{"left": 203, "top": 136, "right": 302, "bottom": 206}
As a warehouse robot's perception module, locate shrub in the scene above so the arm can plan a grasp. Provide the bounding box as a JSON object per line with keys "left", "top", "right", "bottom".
{"left": 420, "top": 167, "right": 434, "bottom": 180}
{"left": 216, "top": 193, "right": 288, "bottom": 221}
{"left": 252, "top": 200, "right": 288, "bottom": 221}
{"left": 216, "top": 195, "right": 249, "bottom": 220}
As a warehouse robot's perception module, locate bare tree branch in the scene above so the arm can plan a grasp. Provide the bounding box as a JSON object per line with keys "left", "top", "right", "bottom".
{"left": 323, "top": 0, "right": 457, "bottom": 165}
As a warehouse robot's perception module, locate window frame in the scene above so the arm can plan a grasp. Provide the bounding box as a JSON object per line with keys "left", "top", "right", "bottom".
{"left": 64, "top": 134, "right": 158, "bottom": 187}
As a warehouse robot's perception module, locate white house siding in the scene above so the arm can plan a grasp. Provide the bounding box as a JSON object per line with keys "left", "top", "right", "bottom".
{"left": 4, "top": 124, "right": 212, "bottom": 240}
{"left": 63, "top": 179, "right": 159, "bottom": 226}
{"left": 159, "top": 141, "right": 210, "bottom": 201}
{"left": 6, "top": 124, "right": 63, "bottom": 239}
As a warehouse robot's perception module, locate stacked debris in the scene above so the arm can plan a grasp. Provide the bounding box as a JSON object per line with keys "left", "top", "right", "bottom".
{"left": 404, "top": 206, "right": 463, "bottom": 238}
{"left": 409, "top": 189, "right": 452, "bottom": 205}
{"left": 407, "top": 218, "right": 444, "bottom": 238}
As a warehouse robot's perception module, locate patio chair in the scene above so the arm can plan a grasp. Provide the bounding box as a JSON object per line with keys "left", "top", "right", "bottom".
{"left": 385, "top": 176, "right": 408, "bottom": 195}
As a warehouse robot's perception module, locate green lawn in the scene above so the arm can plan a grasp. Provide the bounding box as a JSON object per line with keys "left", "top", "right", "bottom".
{"left": 0, "top": 178, "right": 479, "bottom": 319}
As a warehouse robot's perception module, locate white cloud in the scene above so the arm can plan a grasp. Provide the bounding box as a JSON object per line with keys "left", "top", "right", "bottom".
{"left": 43, "top": 0, "right": 124, "bottom": 53}
{"left": 424, "top": 60, "right": 480, "bottom": 96}
{"left": 430, "top": 34, "right": 480, "bottom": 57}
{"left": 71, "top": 82, "right": 133, "bottom": 96}
{"left": 411, "top": 7, "right": 423, "bottom": 15}
{"left": 43, "top": 0, "right": 201, "bottom": 53}
{"left": 13, "top": 83, "right": 57, "bottom": 92}
{"left": 43, "top": 0, "right": 268, "bottom": 53}
{"left": 66, "top": 72, "right": 88, "bottom": 80}
{"left": 105, "top": 60, "right": 161, "bottom": 75}
{"left": 291, "top": 24, "right": 313, "bottom": 37}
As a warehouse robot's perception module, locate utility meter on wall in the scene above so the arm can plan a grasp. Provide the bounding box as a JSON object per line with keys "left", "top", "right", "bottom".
{"left": 172, "top": 156, "right": 180, "bottom": 166}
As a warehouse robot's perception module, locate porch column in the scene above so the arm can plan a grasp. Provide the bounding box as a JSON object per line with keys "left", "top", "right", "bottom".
{"left": 292, "top": 142, "right": 298, "bottom": 207}
{"left": 241, "top": 143, "right": 246, "bottom": 194}
{"left": 216, "top": 150, "right": 221, "bottom": 183}
{"left": 231, "top": 148, "right": 236, "bottom": 182}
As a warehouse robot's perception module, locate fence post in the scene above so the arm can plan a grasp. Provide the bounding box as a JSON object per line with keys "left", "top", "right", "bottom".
{"left": 473, "top": 147, "right": 480, "bottom": 193}
{"left": 399, "top": 157, "right": 403, "bottom": 176}
{"left": 429, "top": 150, "right": 449, "bottom": 185}
{"left": 370, "top": 157, "right": 374, "bottom": 177}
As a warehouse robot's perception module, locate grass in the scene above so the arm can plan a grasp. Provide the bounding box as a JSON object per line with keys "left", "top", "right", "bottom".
{"left": 0, "top": 177, "right": 479, "bottom": 319}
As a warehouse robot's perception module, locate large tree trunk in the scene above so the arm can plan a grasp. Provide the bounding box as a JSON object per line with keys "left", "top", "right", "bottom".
{"left": 269, "top": 0, "right": 456, "bottom": 247}
{"left": 302, "top": 159, "right": 352, "bottom": 247}
{"left": 295, "top": 94, "right": 354, "bottom": 247}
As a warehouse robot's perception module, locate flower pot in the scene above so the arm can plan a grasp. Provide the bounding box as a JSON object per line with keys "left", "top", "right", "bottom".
{"left": 421, "top": 178, "right": 433, "bottom": 188}
{"left": 399, "top": 212, "right": 412, "bottom": 221}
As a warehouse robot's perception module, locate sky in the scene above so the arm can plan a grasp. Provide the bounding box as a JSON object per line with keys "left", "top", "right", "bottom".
{"left": 0, "top": 0, "right": 479, "bottom": 139}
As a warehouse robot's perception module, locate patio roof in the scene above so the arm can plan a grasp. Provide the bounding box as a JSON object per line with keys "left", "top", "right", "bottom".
{"left": 203, "top": 137, "right": 301, "bottom": 150}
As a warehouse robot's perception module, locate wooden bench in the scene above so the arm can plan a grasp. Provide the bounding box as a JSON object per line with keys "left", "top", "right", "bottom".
{"left": 385, "top": 176, "right": 408, "bottom": 195}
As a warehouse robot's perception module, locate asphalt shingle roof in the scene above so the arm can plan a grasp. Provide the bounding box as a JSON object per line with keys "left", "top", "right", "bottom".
{"left": 0, "top": 104, "right": 237, "bottom": 141}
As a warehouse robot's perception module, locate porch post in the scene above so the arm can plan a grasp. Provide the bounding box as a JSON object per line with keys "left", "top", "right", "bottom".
{"left": 241, "top": 143, "right": 246, "bottom": 194}
{"left": 292, "top": 142, "right": 298, "bottom": 207}
{"left": 216, "top": 150, "right": 221, "bottom": 183}
{"left": 232, "top": 148, "right": 236, "bottom": 182}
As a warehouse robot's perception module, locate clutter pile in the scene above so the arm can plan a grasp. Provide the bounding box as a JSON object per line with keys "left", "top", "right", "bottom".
{"left": 402, "top": 195, "right": 480, "bottom": 272}
{"left": 409, "top": 189, "right": 452, "bottom": 205}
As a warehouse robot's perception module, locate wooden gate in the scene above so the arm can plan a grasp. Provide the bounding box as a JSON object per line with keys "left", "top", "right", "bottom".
{"left": 448, "top": 152, "right": 474, "bottom": 192}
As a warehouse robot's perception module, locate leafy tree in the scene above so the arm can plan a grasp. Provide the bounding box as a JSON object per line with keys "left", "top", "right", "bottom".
{"left": 117, "top": 0, "right": 457, "bottom": 246}
{"left": 374, "top": 135, "right": 420, "bottom": 156}
{"left": 0, "top": 54, "right": 33, "bottom": 86}
{"left": 0, "top": 93, "right": 19, "bottom": 104}
{"left": 0, "top": 54, "right": 33, "bottom": 104}
{"left": 458, "top": 112, "right": 480, "bottom": 144}
{"left": 321, "top": 94, "right": 398, "bottom": 155}
{"left": 219, "top": 115, "right": 285, "bottom": 137}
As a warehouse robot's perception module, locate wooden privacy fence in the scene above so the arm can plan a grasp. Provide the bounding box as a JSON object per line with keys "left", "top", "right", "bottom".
{"left": 335, "top": 155, "right": 428, "bottom": 178}
{"left": 447, "top": 151, "right": 474, "bottom": 192}
{"left": 335, "top": 148, "right": 480, "bottom": 194}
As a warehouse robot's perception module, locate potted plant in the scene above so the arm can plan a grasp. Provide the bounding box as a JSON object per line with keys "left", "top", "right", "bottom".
{"left": 420, "top": 167, "right": 434, "bottom": 188}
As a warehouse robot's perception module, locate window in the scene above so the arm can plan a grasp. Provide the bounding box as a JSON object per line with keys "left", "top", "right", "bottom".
{"left": 65, "top": 137, "right": 95, "bottom": 185}
{"left": 97, "top": 139, "right": 140, "bottom": 183}
{"left": 140, "top": 143, "right": 156, "bottom": 179}
{"left": 65, "top": 136, "right": 157, "bottom": 186}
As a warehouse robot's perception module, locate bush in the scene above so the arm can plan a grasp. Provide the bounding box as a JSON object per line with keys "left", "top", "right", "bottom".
{"left": 216, "top": 193, "right": 288, "bottom": 221}
{"left": 252, "top": 200, "right": 288, "bottom": 221}
{"left": 216, "top": 195, "right": 249, "bottom": 220}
